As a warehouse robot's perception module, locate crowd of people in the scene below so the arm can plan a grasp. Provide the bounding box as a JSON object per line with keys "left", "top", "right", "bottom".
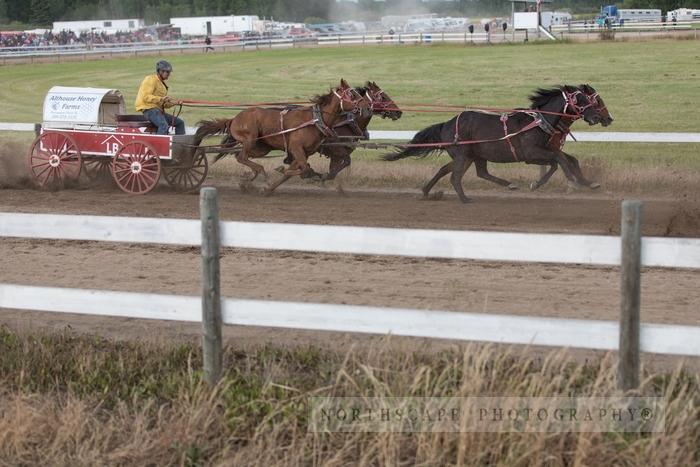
{"left": 0, "top": 28, "right": 177, "bottom": 48}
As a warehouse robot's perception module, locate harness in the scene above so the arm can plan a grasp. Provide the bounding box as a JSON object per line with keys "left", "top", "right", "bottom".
{"left": 452, "top": 110, "right": 542, "bottom": 161}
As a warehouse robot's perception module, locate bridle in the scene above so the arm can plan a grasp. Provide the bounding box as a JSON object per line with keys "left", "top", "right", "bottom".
{"left": 582, "top": 89, "right": 611, "bottom": 120}
{"left": 366, "top": 88, "right": 392, "bottom": 115}
{"left": 561, "top": 89, "right": 599, "bottom": 119}
{"left": 333, "top": 87, "right": 365, "bottom": 114}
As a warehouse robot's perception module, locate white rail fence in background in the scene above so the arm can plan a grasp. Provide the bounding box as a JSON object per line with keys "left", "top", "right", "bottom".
{"left": 2, "top": 122, "right": 700, "bottom": 144}
{"left": 1, "top": 191, "right": 700, "bottom": 387}
{"left": 1, "top": 21, "right": 698, "bottom": 63}
{"left": 0, "top": 32, "right": 495, "bottom": 63}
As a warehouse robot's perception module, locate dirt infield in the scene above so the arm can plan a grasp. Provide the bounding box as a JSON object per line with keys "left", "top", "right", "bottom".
{"left": 1, "top": 183, "right": 699, "bottom": 351}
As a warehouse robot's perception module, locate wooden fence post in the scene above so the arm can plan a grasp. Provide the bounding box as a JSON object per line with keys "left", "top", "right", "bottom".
{"left": 200, "top": 187, "right": 222, "bottom": 386}
{"left": 618, "top": 200, "right": 642, "bottom": 391}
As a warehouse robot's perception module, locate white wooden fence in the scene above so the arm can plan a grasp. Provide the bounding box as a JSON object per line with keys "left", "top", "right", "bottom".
{"left": 3, "top": 121, "right": 700, "bottom": 144}
{"left": 1, "top": 190, "right": 700, "bottom": 386}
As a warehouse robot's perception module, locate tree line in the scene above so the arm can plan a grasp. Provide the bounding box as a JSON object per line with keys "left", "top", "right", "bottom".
{"left": 2, "top": 0, "right": 700, "bottom": 28}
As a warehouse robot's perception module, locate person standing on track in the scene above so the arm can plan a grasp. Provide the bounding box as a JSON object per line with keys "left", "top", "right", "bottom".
{"left": 135, "top": 60, "right": 186, "bottom": 135}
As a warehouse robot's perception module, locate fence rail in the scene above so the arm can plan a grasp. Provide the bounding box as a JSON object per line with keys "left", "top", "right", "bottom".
{"left": 2, "top": 284, "right": 699, "bottom": 357}
{"left": 1, "top": 192, "right": 699, "bottom": 387}
{"left": 2, "top": 212, "right": 700, "bottom": 268}
{"left": 0, "top": 31, "right": 493, "bottom": 62}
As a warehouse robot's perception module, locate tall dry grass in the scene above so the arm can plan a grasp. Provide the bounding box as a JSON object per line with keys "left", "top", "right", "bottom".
{"left": 0, "top": 326, "right": 698, "bottom": 466}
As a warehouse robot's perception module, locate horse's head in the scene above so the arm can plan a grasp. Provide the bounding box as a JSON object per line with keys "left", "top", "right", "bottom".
{"left": 332, "top": 79, "right": 371, "bottom": 117}
{"left": 579, "top": 84, "right": 613, "bottom": 127}
{"left": 560, "top": 86, "right": 602, "bottom": 126}
{"left": 365, "top": 81, "right": 402, "bottom": 120}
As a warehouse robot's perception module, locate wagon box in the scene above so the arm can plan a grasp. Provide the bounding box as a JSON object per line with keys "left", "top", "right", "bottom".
{"left": 29, "top": 86, "right": 208, "bottom": 194}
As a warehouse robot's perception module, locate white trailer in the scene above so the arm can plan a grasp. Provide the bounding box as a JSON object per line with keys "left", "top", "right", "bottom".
{"left": 52, "top": 19, "right": 144, "bottom": 34}
{"left": 540, "top": 11, "right": 572, "bottom": 29}
{"left": 617, "top": 9, "right": 662, "bottom": 23}
{"left": 170, "top": 15, "right": 259, "bottom": 36}
{"left": 667, "top": 8, "right": 700, "bottom": 21}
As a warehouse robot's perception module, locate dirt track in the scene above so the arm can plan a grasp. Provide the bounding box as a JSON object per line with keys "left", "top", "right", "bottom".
{"left": 1, "top": 183, "right": 699, "bottom": 365}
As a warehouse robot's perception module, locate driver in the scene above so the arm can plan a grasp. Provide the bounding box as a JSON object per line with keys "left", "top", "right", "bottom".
{"left": 135, "top": 60, "right": 185, "bottom": 135}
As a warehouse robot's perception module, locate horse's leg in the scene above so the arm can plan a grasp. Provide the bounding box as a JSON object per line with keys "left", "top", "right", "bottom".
{"left": 550, "top": 151, "right": 588, "bottom": 189}
{"left": 563, "top": 153, "right": 600, "bottom": 189}
{"left": 422, "top": 161, "right": 453, "bottom": 198}
{"left": 283, "top": 144, "right": 319, "bottom": 179}
{"left": 263, "top": 160, "right": 300, "bottom": 196}
{"left": 263, "top": 172, "right": 293, "bottom": 196}
{"left": 529, "top": 162, "right": 558, "bottom": 191}
{"left": 474, "top": 158, "right": 517, "bottom": 190}
{"left": 234, "top": 141, "right": 267, "bottom": 182}
{"left": 324, "top": 154, "right": 351, "bottom": 181}
{"left": 449, "top": 152, "right": 474, "bottom": 204}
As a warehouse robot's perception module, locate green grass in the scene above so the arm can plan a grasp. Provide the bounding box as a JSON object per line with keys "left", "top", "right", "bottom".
{"left": 2, "top": 41, "right": 699, "bottom": 176}
{"left": 1, "top": 40, "right": 699, "bottom": 133}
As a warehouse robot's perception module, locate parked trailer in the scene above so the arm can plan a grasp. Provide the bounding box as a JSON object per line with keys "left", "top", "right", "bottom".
{"left": 29, "top": 86, "right": 208, "bottom": 195}
{"left": 618, "top": 9, "right": 662, "bottom": 23}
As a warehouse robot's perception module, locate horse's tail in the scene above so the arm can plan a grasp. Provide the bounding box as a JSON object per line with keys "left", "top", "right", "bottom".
{"left": 382, "top": 122, "right": 446, "bottom": 161}
{"left": 195, "top": 118, "right": 231, "bottom": 139}
{"left": 213, "top": 134, "right": 238, "bottom": 163}
{"left": 195, "top": 118, "right": 234, "bottom": 163}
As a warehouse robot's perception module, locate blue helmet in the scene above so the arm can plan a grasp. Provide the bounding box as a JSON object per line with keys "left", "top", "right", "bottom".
{"left": 156, "top": 60, "right": 172, "bottom": 72}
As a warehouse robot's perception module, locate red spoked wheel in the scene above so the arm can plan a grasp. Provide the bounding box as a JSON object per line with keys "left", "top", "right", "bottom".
{"left": 28, "top": 131, "right": 82, "bottom": 189}
{"left": 82, "top": 157, "right": 113, "bottom": 183}
{"left": 111, "top": 141, "right": 161, "bottom": 194}
{"left": 162, "top": 149, "right": 209, "bottom": 193}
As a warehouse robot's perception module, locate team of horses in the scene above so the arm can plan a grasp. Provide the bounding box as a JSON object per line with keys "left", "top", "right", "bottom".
{"left": 195, "top": 80, "right": 612, "bottom": 202}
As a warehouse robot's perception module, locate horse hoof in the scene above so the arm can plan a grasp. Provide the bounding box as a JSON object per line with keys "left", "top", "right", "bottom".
{"left": 507, "top": 184, "right": 518, "bottom": 191}
{"left": 239, "top": 181, "right": 253, "bottom": 193}
{"left": 566, "top": 182, "right": 585, "bottom": 192}
{"left": 459, "top": 197, "right": 473, "bottom": 204}
{"left": 261, "top": 187, "right": 273, "bottom": 197}
{"left": 529, "top": 182, "right": 540, "bottom": 191}
{"left": 274, "top": 165, "right": 285, "bottom": 174}
{"left": 421, "top": 191, "right": 444, "bottom": 201}
{"left": 589, "top": 182, "right": 601, "bottom": 190}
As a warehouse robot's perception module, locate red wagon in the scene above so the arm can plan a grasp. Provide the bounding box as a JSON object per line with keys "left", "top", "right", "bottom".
{"left": 29, "top": 86, "right": 208, "bottom": 194}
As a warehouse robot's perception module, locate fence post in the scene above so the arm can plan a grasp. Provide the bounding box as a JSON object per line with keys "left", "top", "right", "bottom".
{"left": 200, "top": 187, "right": 223, "bottom": 386}
{"left": 618, "top": 200, "right": 642, "bottom": 391}
{"left": 34, "top": 123, "right": 41, "bottom": 138}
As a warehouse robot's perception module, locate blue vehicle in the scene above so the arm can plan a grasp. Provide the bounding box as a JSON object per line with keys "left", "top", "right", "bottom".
{"left": 596, "top": 5, "right": 618, "bottom": 26}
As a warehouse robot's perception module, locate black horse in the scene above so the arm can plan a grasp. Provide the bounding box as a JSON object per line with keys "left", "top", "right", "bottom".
{"left": 383, "top": 85, "right": 613, "bottom": 203}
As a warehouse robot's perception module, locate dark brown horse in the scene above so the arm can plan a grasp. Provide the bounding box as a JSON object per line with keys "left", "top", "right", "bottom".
{"left": 277, "top": 81, "right": 403, "bottom": 181}
{"left": 383, "top": 84, "right": 613, "bottom": 203}
{"left": 195, "top": 79, "right": 370, "bottom": 193}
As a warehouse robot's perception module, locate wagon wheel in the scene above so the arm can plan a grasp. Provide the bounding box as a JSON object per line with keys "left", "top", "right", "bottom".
{"left": 162, "top": 149, "right": 209, "bottom": 193}
{"left": 28, "top": 132, "right": 82, "bottom": 189}
{"left": 82, "top": 157, "right": 113, "bottom": 183}
{"left": 111, "top": 141, "right": 161, "bottom": 195}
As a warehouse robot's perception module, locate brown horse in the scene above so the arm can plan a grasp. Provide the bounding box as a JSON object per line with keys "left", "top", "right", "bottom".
{"left": 277, "top": 81, "right": 403, "bottom": 181}
{"left": 195, "top": 79, "right": 370, "bottom": 193}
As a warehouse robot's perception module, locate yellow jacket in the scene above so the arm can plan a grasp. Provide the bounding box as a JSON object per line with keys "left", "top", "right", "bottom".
{"left": 135, "top": 74, "right": 175, "bottom": 112}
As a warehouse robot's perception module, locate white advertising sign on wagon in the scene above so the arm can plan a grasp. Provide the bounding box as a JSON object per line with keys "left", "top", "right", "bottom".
{"left": 43, "top": 86, "right": 125, "bottom": 128}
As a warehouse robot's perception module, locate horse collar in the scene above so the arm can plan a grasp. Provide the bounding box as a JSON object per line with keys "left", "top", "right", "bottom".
{"left": 535, "top": 112, "right": 556, "bottom": 135}
{"left": 312, "top": 104, "right": 337, "bottom": 139}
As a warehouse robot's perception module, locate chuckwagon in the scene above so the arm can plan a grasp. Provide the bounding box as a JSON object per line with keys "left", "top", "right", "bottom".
{"left": 28, "top": 86, "right": 208, "bottom": 194}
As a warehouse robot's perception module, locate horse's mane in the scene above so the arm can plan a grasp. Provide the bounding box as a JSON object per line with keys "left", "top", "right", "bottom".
{"left": 311, "top": 89, "right": 335, "bottom": 106}
{"left": 529, "top": 85, "right": 578, "bottom": 109}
